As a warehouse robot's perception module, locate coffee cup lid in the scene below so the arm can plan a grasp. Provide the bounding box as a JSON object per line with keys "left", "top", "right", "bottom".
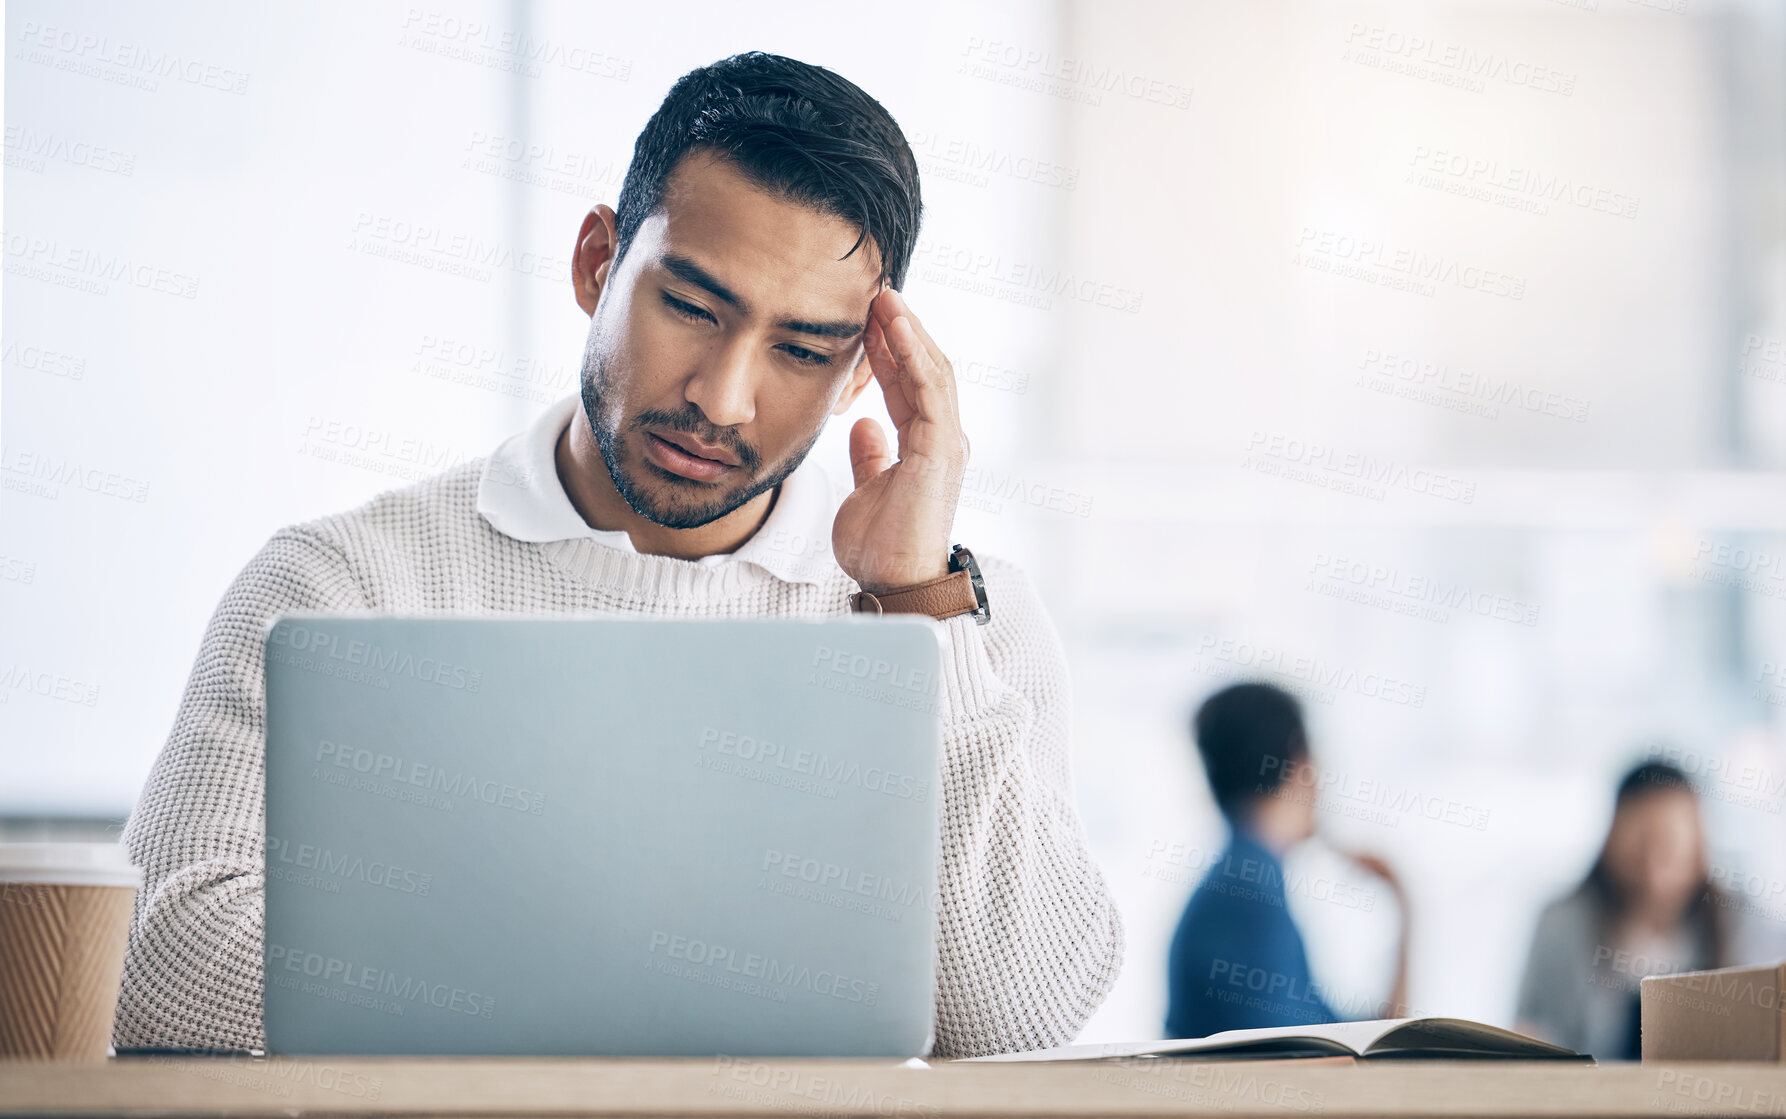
{"left": 0, "top": 842, "right": 144, "bottom": 887}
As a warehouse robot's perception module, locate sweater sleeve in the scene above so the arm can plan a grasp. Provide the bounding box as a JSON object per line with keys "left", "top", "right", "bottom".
{"left": 114, "top": 529, "right": 366, "bottom": 1051}
{"left": 925, "top": 555, "right": 1124, "bottom": 1058}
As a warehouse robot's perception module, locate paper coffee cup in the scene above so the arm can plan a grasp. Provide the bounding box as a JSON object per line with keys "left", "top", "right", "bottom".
{"left": 0, "top": 842, "right": 143, "bottom": 1061}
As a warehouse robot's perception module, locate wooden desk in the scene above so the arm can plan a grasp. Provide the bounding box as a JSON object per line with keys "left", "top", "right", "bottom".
{"left": 4, "top": 1056, "right": 1784, "bottom": 1117}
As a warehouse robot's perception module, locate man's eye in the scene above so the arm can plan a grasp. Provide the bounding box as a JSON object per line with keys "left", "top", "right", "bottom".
{"left": 780, "top": 344, "right": 832, "bottom": 368}
{"left": 661, "top": 293, "right": 713, "bottom": 322}
{"left": 661, "top": 292, "right": 829, "bottom": 367}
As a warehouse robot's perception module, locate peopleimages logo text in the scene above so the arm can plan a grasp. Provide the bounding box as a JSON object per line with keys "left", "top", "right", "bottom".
{"left": 810, "top": 645, "right": 936, "bottom": 694}
{"left": 315, "top": 740, "right": 546, "bottom": 815}
{"left": 1310, "top": 552, "right": 1541, "bottom": 626}
{"left": 1195, "top": 634, "right": 1428, "bottom": 709}
{"left": 268, "top": 944, "right": 495, "bottom": 1018}
{"left": 761, "top": 848, "right": 936, "bottom": 912}
{"left": 1262, "top": 756, "right": 1492, "bottom": 831}
{"left": 698, "top": 727, "right": 930, "bottom": 803}
{"left": 271, "top": 623, "right": 483, "bottom": 691}
{"left": 1245, "top": 431, "right": 1477, "bottom": 505}
{"left": 265, "top": 835, "right": 434, "bottom": 895}
{"left": 647, "top": 932, "right": 880, "bottom": 1006}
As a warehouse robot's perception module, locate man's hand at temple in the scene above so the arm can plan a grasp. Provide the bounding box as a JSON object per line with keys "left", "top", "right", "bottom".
{"left": 833, "top": 287, "right": 970, "bottom": 596}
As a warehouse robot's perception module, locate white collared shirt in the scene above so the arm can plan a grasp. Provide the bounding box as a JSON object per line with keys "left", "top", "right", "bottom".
{"left": 475, "top": 393, "right": 842, "bottom": 586}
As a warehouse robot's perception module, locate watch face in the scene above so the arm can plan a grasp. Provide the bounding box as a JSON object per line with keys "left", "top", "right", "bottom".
{"left": 951, "top": 545, "right": 991, "bottom": 623}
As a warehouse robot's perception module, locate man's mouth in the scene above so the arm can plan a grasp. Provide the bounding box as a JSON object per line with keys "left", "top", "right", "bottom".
{"left": 644, "top": 430, "right": 739, "bottom": 482}
{"left": 651, "top": 429, "right": 740, "bottom": 467}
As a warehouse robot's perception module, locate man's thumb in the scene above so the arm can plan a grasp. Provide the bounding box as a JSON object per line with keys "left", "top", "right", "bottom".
{"left": 848, "top": 416, "right": 894, "bottom": 489}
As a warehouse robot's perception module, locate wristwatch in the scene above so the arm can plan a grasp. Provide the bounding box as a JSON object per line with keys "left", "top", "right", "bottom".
{"left": 849, "top": 544, "right": 991, "bottom": 625}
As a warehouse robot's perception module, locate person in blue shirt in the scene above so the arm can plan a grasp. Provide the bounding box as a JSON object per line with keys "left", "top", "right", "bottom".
{"left": 1165, "top": 682, "right": 1408, "bottom": 1039}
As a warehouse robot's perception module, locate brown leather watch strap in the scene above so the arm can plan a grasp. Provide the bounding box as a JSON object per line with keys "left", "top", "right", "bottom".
{"left": 849, "top": 568, "right": 980, "bottom": 621}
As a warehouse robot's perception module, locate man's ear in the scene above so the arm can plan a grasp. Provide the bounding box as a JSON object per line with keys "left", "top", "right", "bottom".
{"left": 572, "top": 205, "right": 619, "bottom": 317}
{"left": 831, "top": 349, "right": 877, "bottom": 416}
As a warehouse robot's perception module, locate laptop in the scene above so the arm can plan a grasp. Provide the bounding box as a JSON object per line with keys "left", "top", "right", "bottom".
{"left": 261, "top": 613, "right": 945, "bottom": 1057}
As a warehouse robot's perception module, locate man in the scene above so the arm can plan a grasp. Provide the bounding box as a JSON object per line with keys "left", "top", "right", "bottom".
{"left": 114, "top": 51, "right": 1122, "bottom": 1060}
{"left": 1165, "top": 682, "right": 1406, "bottom": 1038}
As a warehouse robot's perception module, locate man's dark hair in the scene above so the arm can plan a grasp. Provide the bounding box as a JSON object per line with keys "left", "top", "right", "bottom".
{"left": 613, "top": 51, "right": 924, "bottom": 289}
{"left": 1614, "top": 760, "right": 1695, "bottom": 802}
{"left": 1191, "top": 682, "right": 1309, "bottom": 820}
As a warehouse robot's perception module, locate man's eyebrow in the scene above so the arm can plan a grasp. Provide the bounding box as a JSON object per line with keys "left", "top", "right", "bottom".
{"left": 779, "top": 316, "right": 865, "bottom": 341}
{"left": 661, "top": 253, "right": 745, "bottom": 311}
{"left": 659, "top": 252, "right": 865, "bottom": 342}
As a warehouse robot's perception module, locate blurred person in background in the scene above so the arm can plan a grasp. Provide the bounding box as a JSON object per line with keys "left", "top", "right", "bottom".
{"left": 1165, "top": 681, "right": 1410, "bottom": 1038}
{"left": 1514, "top": 761, "right": 1733, "bottom": 1060}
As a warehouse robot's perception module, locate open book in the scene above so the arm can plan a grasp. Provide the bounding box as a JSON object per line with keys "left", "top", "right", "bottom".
{"left": 958, "top": 1018, "right": 1587, "bottom": 1062}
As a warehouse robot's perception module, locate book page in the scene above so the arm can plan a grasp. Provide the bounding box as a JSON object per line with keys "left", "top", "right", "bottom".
{"left": 1369, "top": 1018, "right": 1580, "bottom": 1058}
{"left": 958, "top": 1020, "right": 1418, "bottom": 1062}
{"left": 956, "top": 1018, "right": 1580, "bottom": 1063}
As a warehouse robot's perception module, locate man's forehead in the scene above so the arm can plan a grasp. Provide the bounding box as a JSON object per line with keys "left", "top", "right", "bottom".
{"left": 646, "top": 153, "right": 885, "bottom": 309}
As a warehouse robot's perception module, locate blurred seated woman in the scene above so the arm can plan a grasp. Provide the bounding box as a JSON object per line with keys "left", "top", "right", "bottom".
{"left": 1514, "top": 761, "right": 1731, "bottom": 1059}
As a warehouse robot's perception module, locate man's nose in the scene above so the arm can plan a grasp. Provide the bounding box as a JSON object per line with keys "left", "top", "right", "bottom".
{"left": 684, "top": 334, "right": 759, "bottom": 429}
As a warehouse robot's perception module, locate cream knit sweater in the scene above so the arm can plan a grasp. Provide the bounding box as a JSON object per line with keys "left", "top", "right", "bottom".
{"left": 114, "top": 458, "right": 1123, "bottom": 1058}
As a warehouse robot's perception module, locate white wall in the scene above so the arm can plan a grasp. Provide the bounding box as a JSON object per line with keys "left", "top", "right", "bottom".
{"left": 1044, "top": 0, "right": 1786, "bottom": 1040}
{"left": 1, "top": 0, "right": 1060, "bottom": 809}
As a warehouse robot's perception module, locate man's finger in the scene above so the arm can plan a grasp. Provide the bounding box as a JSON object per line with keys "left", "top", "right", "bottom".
{"left": 878, "top": 290, "right": 960, "bottom": 417}
{"left": 868, "top": 290, "right": 966, "bottom": 462}
{"left": 863, "top": 316, "right": 916, "bottom": 429}
{"left": 886, "top": 290, "right": 946, "bottom": 366}
{"left": 883, "top": 315, "right": 957, "bottom": 429}
{"left": 847, "top": 416, "right": 894, "bottom": 490}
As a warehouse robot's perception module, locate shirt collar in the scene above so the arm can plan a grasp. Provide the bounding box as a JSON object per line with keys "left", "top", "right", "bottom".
{"left": 476, "top": 393, "right": 842, "bottom": 587}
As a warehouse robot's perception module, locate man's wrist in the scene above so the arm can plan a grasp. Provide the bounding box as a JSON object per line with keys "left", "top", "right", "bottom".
{"left": 850, "top": 566, "right": 971, "bottom": 620}
{"left": 849, "top": 545, "right": 990, "bottom": 625}
{"left": 858, "top": 562, "right": 951, "bottom": 597}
